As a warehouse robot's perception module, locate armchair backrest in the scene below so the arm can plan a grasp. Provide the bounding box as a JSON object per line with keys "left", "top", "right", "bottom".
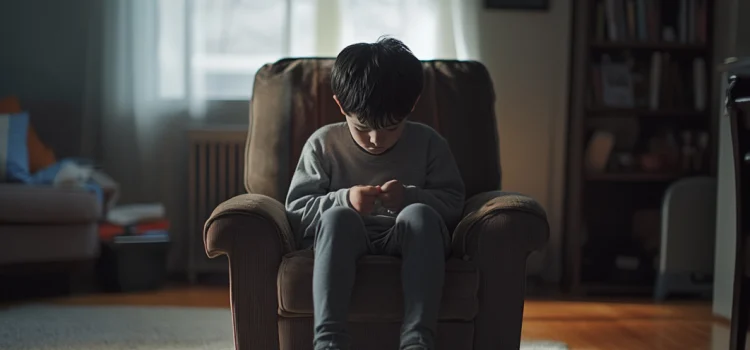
{"left": 245, "top": 58, "right": 501, "bottom": 202}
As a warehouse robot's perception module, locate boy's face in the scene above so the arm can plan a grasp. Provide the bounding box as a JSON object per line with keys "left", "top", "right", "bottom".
{"left": 334, "top": 95, "right": 410, "bottom": 155}
{"left": 345, "top": 116, "right": 405, "bottom": 155}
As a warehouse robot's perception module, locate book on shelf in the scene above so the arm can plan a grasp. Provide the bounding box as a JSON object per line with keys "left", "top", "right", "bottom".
{"left": 600, "top": 56, "right": 634, "bottom": 108}
{"left": 596, "top": 0, "right": 707, "bottom": 44}
{"left": 589, "top": 53, "right": 706, "bottom": 112}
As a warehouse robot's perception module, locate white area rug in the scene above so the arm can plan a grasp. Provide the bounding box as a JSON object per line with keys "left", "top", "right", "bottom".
{"left": 0, "top": 304, "right": 567, "bottom": 349}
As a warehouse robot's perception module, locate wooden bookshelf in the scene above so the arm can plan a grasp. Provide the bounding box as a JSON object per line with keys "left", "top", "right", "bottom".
{"left": 564, "top": 0, "right": 716, "bottom": 296}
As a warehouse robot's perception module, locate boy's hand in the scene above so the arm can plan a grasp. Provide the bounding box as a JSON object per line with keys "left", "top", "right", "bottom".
{"left": 349, "top": 185, "right": 381, "bottom": 215}
{"left": 380, "top": 179, "right": 405, "bottom": 211}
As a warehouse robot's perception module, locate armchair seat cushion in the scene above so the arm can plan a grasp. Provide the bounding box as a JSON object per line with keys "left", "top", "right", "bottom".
{"left": 277, "top": 249, "right": 479, "bottom": 322}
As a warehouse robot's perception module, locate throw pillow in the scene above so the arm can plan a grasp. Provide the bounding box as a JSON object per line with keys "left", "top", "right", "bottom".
{"left": 27, "top": 124, "right": 57, "bottom": 173}
{"left": 0, "top": 96, "right": 21, "bottom": 111}
{"left": 0, "top": 96, "right": 57, "bottom": 173}
{"left": 0, "top": 112, "right": 32, "bottom": 183}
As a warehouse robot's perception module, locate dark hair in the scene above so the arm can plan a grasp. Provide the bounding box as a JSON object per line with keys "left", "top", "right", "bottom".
{"left": 331, "top": 37, "right": 423, "bottom": 129}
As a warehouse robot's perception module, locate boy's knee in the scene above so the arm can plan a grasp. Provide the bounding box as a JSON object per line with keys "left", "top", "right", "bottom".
{"left": 399, "top": 203, "right": 442, "bottom": 226}
{"left": 316, "top": 207, "right": 365, "bottom": 248}
{"left": 397, "top": 204, "right": 448, "bottom": 253}
{"left": 320, "top": 206, "right": 360, "bottom": 228}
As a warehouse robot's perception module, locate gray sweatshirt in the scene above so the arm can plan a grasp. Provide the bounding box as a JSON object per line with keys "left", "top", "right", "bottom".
{"left": 285, "top": 121, "right": 466, "bottom": 244}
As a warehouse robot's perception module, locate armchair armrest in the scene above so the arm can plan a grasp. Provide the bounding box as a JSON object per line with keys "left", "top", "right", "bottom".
{"left": 202, "top": 193, "right": 294, "bottom": 350}
{"left": 451, "top": 191, "right": 549, "bottom": 350}
{"left": 203, "top": 193, "right": 295, "bottom": 258}
{"left": 452, "top": 191, "right": 549, "bottom": 257}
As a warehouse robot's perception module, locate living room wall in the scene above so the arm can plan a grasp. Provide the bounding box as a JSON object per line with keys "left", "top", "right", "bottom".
{"left": 0, "top": 0, "right": 94, "bottom": 158}
{"left": 477, "top": 0, "right": 571, "bottom": 280}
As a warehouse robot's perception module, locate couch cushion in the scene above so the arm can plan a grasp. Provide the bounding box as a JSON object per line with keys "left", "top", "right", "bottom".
{"left": 277, "top": 249, "right": 479, "bottom": 321}
{"left": 0, "top": 184, "right": 100, "bottom": 224}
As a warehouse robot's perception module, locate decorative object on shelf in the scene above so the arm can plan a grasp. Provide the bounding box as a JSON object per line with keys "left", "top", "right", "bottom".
{"left": 612, "top": 152, "right": 636, "bottom": 172}
{"left": 585, "top": 130, "right": 616, "bottom": 172}
{"left": 642, "top": 130, "right": 681, "bottom": 173}
{"left": 485, "top": 0, "right": 548, "bottom": 10}
{"left": 639, "top": 153, "right": 663, "bottom": 172}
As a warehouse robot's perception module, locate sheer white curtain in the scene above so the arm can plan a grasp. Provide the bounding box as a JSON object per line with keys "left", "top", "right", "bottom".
{"left": 84, "top": 0, "right": 479, "bottom": 270}
{"left": 158, "top": 0, "right": 480, "bottom": 105}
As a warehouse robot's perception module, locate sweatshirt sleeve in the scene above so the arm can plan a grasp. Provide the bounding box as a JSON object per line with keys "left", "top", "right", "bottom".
{"left": 403, "top": 133, "right": 466, "bottom": 228}
{"left": 285, "top": 140, "right": 351, "bottom": 240}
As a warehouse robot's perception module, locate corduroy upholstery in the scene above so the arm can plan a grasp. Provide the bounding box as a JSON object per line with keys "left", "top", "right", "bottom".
{"left": 204, "top": 58, "right": 549, "bottom": 350}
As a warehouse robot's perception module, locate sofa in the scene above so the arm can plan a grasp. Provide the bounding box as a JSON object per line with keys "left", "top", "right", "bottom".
{"left": 0, "top": 97, "right": 116, "bottom": 295}
{"left": 0, "top": 183, "right": 101, "bottom": 267}
{"left": 203, "top": 58, "right": 550, "bottom": 350}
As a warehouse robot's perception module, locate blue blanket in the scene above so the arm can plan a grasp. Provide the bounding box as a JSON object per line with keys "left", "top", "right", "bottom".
{"left": 23, "top": 159, "right": 104, "bottom": 206}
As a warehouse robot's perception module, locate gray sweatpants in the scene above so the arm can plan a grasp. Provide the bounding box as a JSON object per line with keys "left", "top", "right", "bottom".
{"left": 312, "top": 203, "right": 449, "bottom": 350}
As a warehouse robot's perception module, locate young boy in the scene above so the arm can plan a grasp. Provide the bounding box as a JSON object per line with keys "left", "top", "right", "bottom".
{"left": 285, "top": 37, "right": 466, "bottom": 350}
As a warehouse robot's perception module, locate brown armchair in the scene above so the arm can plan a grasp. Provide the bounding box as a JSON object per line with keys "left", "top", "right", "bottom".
{"left": 203, "top": 59, "right": 549, "bottom": 350}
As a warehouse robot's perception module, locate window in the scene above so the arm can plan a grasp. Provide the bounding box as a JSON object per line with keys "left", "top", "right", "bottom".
{"left": 339, "top": 0, "right": 440, "bottom": 59}
{"left": 157, "top": 0, "right": 442, "bottom": 101}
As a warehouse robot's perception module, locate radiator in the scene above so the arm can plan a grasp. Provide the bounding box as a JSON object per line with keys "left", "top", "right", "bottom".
{"left": 187, "top": 125, "right": 248, "bottom": 282}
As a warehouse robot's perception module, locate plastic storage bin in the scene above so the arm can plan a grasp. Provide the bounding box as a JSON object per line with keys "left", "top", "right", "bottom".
{"left": 96, "top": 231, "right": 170, "bottom": 292}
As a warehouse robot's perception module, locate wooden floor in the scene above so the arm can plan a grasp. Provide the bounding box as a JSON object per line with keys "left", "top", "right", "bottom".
{"left": 36, "top": 287, "right": 736, "bottom": 349}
